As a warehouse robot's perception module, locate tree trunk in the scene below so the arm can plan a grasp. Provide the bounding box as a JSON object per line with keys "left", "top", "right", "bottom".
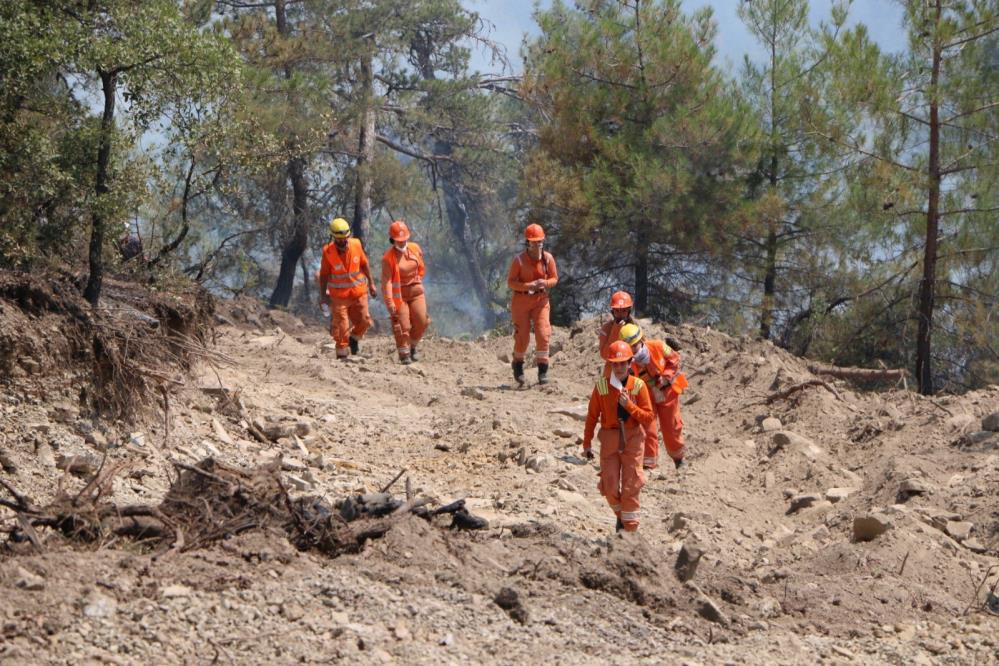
{"left": 269, "top": 156, "right": 309, "bottom": 307}
{"left": 298, "top": 253, "right": 311, "bottom": 304}
{"left": 83, "top": 69, "right": 117, "bottom": 307}
{"left": 268, "top": 0, "right": 310, "bottom": 308}
{"left": 353, "top": 47, "right": 375, "bottom": 244}
{"left": 915, "top": 7, "right": 941, "bottom": 395}
{"left": 760, "top": 222, "right": 778, "bottom": 340}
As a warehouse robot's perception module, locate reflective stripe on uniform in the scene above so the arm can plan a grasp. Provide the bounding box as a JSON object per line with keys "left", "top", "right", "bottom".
{"left": 621, "top": 511, "right": 640, "bottom": 521}
{"left": 596, "top": 376, "right": 609, "bottom": 395}
{"left": 630, "top": 377, "right": 644, "bottom": 395}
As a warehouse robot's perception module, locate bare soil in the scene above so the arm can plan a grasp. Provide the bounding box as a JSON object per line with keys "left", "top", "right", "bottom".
{"left": 1, "top": 287, "right": 997, "bottom": 664}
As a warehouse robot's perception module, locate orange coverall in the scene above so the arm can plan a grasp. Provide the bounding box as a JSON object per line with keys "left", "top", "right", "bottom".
{"left": 583, "top": 373, "right": 655, "bottom": 531}
{"left": 319, "top": 238, "right": 372, "bottom": 358}
{"left": 381, "top": 243, "right": 429, "bottom": 359}
{"left": 507, "top": 250, "right": 558, "bottom": 365}
{"left": 598, "top": 317, "right": 636, "bottom": 371}
{"left": 631, "top": 339, "right": 685, "bottom": 468}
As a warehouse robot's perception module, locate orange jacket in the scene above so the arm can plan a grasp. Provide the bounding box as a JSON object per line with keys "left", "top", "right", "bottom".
{"left": 583, "top": 373, "right": 654, "bottom": 450}
{"left": 507, "top": 250, "right": 557, "bottom": 295}
{"left": 631, "top": 339, "right": 681, "bottom": 398}
{"left": 381, "top": 243, "right": 425, "bottom": 310}
{"left": 320, "top": 238, "right": 370, "bottom": 300}
{"left": 598, "top": 317, "right": 635, "bottom": 361}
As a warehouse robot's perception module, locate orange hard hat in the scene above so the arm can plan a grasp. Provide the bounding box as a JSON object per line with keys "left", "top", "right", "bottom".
{"left": 607, "top": 340, "right": 634, "bottom": 363}
{"left": 610, "top": 291, "right": 633, "bottom": 309}
{"left": 389, "top": 220, "right": 410, "bottom": 242}
{"left": 524, "top": 223, "right": 545, "bottom": 241}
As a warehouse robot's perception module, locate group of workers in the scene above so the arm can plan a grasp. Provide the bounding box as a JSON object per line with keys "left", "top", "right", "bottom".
{"left": 317, "top": 217, "right": 686, "bottom": 533}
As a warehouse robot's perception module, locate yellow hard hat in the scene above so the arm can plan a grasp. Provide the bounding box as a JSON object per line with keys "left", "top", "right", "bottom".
{"left": 619, "top": 323, "right": 643, "bottom": 346}
{"left": 330, "top": 217, "right": 351, "bottom": 238}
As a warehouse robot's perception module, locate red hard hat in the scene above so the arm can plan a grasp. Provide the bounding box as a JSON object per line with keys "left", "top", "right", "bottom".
{"left": 607, "top": 340, "right": 634, "bottom": 363}
{"left": 389, "top": 220, "right": 411, "bottom": 242}
{"left": 610, "top": 291, "right": 633, "bottom": 309}
{"left": 524, "top": 223, "right": 545, "bottom": 241}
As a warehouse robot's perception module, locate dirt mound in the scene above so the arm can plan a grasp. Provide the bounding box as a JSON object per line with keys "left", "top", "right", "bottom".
{"left": 0, "top": 270, "right": 215, "bottom": 418}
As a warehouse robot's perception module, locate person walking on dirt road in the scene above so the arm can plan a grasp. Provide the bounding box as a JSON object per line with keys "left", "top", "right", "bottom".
{"left": 507, "top": 223, "right": 558, "bottom": 386}
{"left": 582, "top": 340, "right": 655, "bottom": 532}
{"left": 599, "top": 290, "right": 637, "bottom": 369}
{"left": 381, "top": 221, "right": 429, "bottom": 365}
{"left": 619, "top": 323, "right": 688, "bottom": 471}
{"left": 318, "top": 217, "right": 377, "bottom": 360}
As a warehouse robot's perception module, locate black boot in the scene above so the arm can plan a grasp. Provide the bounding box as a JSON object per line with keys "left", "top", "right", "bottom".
{"left": 512, "top": 360, "right": 525, "bottom": 385}
{"left": 615, "top": 517, "right": 624, "bottom": 532}
{"left": 537, "top": 363, "right": 549, "bottom": 385}
{"left": 409, "top": 345, "right": 418, "bottom": 362}
{"left": 348, "top": 336, "right": 359, "bottom": 355}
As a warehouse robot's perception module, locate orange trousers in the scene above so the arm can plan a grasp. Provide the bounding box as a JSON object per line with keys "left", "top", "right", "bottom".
{"left": 643, "top": 388, "right": 685, "bottom": 468}
{"left": 391, "top": 286, "right": 429, "bottom": 357}
{"left": 329, "top": 294, "right": 371, "bottom": 357}
{"left": 596, "top": 425, "right": 646, "bottom": 531}
{"left": 511, "top": 293, "right": 551, "bottom": 364}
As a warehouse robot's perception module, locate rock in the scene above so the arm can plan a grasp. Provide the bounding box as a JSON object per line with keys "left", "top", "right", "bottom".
{"left": 439, "top": 633, "right": 454, "bottom": 647}
{"left": 963, "top": 538, "right": 987, "bottom": 553}
{"left": 946, "top": 413, "right": 978, "bottom": 434}
{"left": 787, "top": 493, "right": 823, "bottom": 514}
{"left": 259, "top": 421, "right": 294, "bottom": 442}
{"left": 56, "top": 453, "right": 99, "bottom": 478}
{"left": 944, "top": 520, "right": 973, "bottom": 542}
{"left": 0, "top": 449, "right": 17, "bottom": 473}
{"left": 898, "top": 477, "right": 932, "bottom": 498}
{"left": 84, "top": 430, "right": 108, "bottom": 451}
{"left": 285, "top": 474, "right": 312, "bottom": 491}
{"left": 20, "top": 358, "right": 40, "bottom": 374}
{"left": 281, "top": 458, "right": 307, "bottom": 473}
{"left": 282, "top": 603, "right": 306, "bottom": 622}
{"left": 211, "top": 418, "right": 234, "bottom": 446}
{"left": 831, "top": 646, "right": 855, "bottom": 659}
{"left": 771, "top": 431, "right": 824, "bottom": 460}
{"left": 674, "top": 541, "right": 705, "bottom": 582}
{"left": 553, "top": 428, "right": 575, "bottom": 439}
{"left": 695, "top": 591, "right": 728, "bottom": 626}
{"left": 524, "top": 454, "right": 553, "bottom": 473}
{"left": 548, "top": 405, "right": 589, "bottom": 422}
{"left": 461, "top": 387, "right": 486, "bottom": 401}
{"left": 294, "top": 421, "right": 312, "bottom": 437}
{"left": 292, "top": 434, "right": 310, "bottom": 457}
{"left": 497, "top": 351, "right": 511, "bottom": 363}
{"left": 307, "top": 453, "right": 326, "bottom": 470}
{"left": 755, "top": 597, "right": 782, "bottom": 619}
{"left": 391, "top": 623, "right": 411, "bottom": 640}
{"left": 668, "top": 513, "right": 689, "bottom": 533}
{"left": 82, "top": 592, "right": 117, "bottom": 619}
{"left": 50, "top": 402, "right": 78, "bottom": 424}
{"left": 684, "top": 391, "right": 702, "bottom": 405}
{"left": 761, "top": 417, "right": 782, "bottom": 432}
{"left": 555, "top": 478, "right": 577, "bottom": 492}
{"left": 962, "top": 431, "right": 997, "bottom": 447}
{"left": 853, "top": 513, "right": 892, "bottom": 542}
{"left": 825, "top": 487, "right": 858, "bottom": 503}
{"left": 494, "top": 587, "right": 529, "bottom": 624}
{"left": 161, "top": 584, "right": 192, "bottom": 599}
{"left": 34, "top": 440, "right": 55, "bottom": 467}
{"left": 982, "top": 411, "right": 999, "bottom": 432}
{"left": 14, "top": 567, "right": 44, "bottom": 591}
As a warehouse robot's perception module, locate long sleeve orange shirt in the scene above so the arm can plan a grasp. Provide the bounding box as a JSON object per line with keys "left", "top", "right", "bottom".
{"left": 507, "top": 250, "right": 557, "bottom": 293}
{"left": 583, "top": 374, "right": 655, "bottom": 450}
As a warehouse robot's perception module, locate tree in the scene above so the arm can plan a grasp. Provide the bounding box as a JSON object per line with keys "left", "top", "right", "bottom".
{"left": 521, "top": 0, "right": 755, "bottom": 319}
{"left": 41, "top": 1, "right": 242, "bottom": 306}
{"left": 820, "top": 0, "right": 999, "bottom": 393}
{"left": 737, "top": 0, "right": 849, "bottom": 341}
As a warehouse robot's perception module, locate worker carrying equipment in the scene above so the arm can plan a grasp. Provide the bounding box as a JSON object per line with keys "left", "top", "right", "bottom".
{"left": 619, "top": 323, "right": 687, "bottom": 470}
{"left": 318, "top": 217, "right": 377, "bottom": 359}
{"left": 507, "top": 223, "right": 558, "bottom": 385}
{"left": 599, "top": 290, "right": 637, "bottom": 367}
{"left": 582, "top": 340, "right": 655, "bottom": 532}
{"left": 381, "top": 220, "right": 430, "bottom": 364}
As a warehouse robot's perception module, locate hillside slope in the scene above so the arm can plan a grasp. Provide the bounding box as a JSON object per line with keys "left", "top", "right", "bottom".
{"left": 1, "top": 299, "right": 997, "bottom": 664}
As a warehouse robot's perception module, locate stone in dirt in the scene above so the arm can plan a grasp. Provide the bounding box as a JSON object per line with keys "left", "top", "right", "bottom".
{"left": 553, "top": 428, "right": 574, "bottom": 438}
{"left": 853, "top": 513, "right": 892, "bottom": 542}
{"left": 787, "top": 493, "right": 823, "bottom": 514}
{"left": 84, "top": 430, "right": 108, "bottom": 451}
{"left": 525, "top": 454, "right": 553, "bottom": 473}
{"left": 161, "top": 584, "right": 192, "bottom": 599}
{"left": 548, "top": 405, "right": 589, "bottom": 422}
{"left": 211, "top": 418, "right": 234, "bottom": 446}
{"left": 962, "top": 538, "right": 986, "bottom": 553}
{"left": 82, "top": 592, "right": 117, "bottom": 619}
{"left": 761, "top": 416, "right": 782, "bottom": 432}
{"left": 460, "top": 387, "right": 486, "bottom": 401}
{"left": 898, "top": 477, "right": 932, "bottom": 498}
{"left": 674, "top": 541, "right": 705, "bottom": 582}
{"left": 771, "top": 431, "right": 824, "bottom": 460}
{"left": 694, "top": 591, "right": 728, "bottom": 626}
{"left": 494, "top": 587, "right": 529, "bottom": 624}
{"left": 56, "top": 453, "right": 99, "bottom": 477}
{"left": 982, "top": 411, "right": 999, "bottom": 432}
{"left": 944, "top": 520, "right": 973, "bottom": 542}
{"left": 15, "top": 567, "right": 45, "bottom": 591}
{"left": 825, "top": 487, "right": 858, "bottom": 503}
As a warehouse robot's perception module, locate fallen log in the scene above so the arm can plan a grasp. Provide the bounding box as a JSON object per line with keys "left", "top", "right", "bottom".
{"left": 765, "top": 379, "right": 840, "bottom": 404}
{"left": 807, "top": 363, "right": 908, "bottom": 383}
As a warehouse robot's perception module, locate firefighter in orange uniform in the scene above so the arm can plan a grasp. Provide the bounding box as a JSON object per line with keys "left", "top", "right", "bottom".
{"left": 619, "top": 323, "right": 686, "bottom": 470}
{"left": 318, "top": 217, "right": 377, "bottom": 359}
{"left": 381, "top": 221, "right": 429, "bottom": 364}
{"left": 582, "top": 340, "right": 655, "bottom": 532}
{"left": 506, "top": 224, "right": 558, "bottom": 385}
{"left": 598, "top": 290, "right": 637, "bottom": 366}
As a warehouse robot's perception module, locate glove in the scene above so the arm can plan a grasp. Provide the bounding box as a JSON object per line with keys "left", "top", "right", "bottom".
{"left": 582, "top": 448, "right": 594, "bottom": 460}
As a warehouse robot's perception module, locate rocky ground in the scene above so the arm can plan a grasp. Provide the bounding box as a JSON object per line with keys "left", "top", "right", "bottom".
{"left": 1, "top": 295, "right": 997, "bottom": 664}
